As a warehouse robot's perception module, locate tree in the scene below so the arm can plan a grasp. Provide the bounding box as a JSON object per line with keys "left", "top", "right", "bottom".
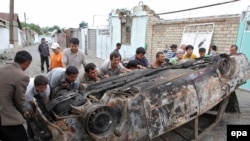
{"left": 79, "top": 21, "right": 88, "bottom": 28}
{"left": 21, "top": 22, "right": 42, "bottom": 34}
{"left": 20, "top": 22, "right": 61, "bottom": 35}
{"left": 48, "top": 25, "right": 60, "bottom": 31}
{"left": 9, "top": 0, "right": 14, "bottom": 44}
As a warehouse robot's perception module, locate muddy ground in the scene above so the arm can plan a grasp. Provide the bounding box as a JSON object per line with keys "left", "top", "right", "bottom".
{"left": 0, "top": 45, "right": 249, "bottom": 141}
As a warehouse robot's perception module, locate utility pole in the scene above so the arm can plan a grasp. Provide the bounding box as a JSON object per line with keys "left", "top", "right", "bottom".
{"left": 24, "top": 13, "right": 28, "bottom": 46}
{"left": 9, "top": 0, "right": 17, "bottom": 53}
{"left": 9, "top": 0, "right": 14, "bottom": 45}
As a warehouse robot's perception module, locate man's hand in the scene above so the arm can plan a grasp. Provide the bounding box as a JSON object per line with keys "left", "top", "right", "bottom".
{"left": 137, "top": 65, "right": 146, "bottom": 69}
{"left": 61, "top": 82, "right": 70, "bottom": 87}
{"left": 103, "top": 74, "right": 110, "bottom": 78}
{"left": 23, "top": 111, "right": 31, "bottom": 119}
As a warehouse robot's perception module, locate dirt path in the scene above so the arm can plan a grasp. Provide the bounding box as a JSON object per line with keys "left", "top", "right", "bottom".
{"left": 0, "top": 44, "right": 104, "bottom": 77}
{"left": 200, "top": 89, "right": 250, "bottom": 141}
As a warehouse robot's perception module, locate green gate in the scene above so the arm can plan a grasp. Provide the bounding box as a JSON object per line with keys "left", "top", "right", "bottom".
{"left": 236, "top": 6, "right": 250, "bottom": 91}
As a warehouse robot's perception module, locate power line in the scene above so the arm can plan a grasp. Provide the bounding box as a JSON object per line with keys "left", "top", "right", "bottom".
{"left": 156, "top": 0, "right": 240, "bottom": 15}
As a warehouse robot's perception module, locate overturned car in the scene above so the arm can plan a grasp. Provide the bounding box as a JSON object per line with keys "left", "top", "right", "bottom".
{"left": 28, "top": 53, "right": 250, "bottom": 141}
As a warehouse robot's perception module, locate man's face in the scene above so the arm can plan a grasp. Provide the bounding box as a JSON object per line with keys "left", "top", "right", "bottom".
{"left": 22, "top": 60, "right": 31, "bottom": 71}
{"left": 186, "top": 48, "right": 193, "bottom": 56}
{"left": 171, "top": 48, "right": 177, "bottom": 53}
{"left": 177, "top": 52, "right": 184, "bottom": 59}
{"left": 52, "top": 48, "right": 60, "bottom": 54}
{"left": 117, "top": 45, "right": 121, "bottom": 50}
{"left": 157, "top": 54, "right": 165, "bottom": 63}
{"left": 41, "top": 39, "right": 46, "bottom": 44}
{"left": 230, "top": 47, "right": 237, "bottom": 55}
{"left": 35, "top": 85, "right": 47, "bottom": 93}
{"left": 66, "top": 74, "right": 78, "bottom": 83}
{"left": 136, "top": 53, "right": 145, "bottom": 60}
{"left": 70, "top": 43, "right": 79, "bottom": 53}
{"left": 199, "top": 52, "right": 205, "bottom": 58}
{"left": 111, "top": 57, "right": 121, "bottom": 67}
{"left": 87, "top": 68, "right": 98, "bottom": 79}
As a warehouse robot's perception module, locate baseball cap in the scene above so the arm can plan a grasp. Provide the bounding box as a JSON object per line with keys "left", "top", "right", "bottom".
{"left": 51, "top": 43, "right": 60, "bottom": 49}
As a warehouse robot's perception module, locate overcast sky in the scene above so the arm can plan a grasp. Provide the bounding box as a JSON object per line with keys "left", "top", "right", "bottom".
{"left": 0, "top": 0, "right": 249, "bottom": 28}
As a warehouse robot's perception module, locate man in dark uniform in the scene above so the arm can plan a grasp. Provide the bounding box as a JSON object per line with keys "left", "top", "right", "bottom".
{"left": 38, "top": 38, "right": 50, "bottom": 73}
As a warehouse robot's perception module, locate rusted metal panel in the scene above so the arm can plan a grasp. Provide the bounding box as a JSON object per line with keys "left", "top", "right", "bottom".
{"left": 145, "top": 78, "right": 199, "bottom": 139}
{"left": 194, "top": 66, "right": 228, "bottom": 114}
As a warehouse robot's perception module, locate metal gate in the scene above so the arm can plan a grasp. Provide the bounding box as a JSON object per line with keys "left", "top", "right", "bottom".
{"left": 180, "top": 23, "right": 214, "bottom": 56}
{"left": 236, "top": 6, "right": 250, "bottom": 91}
{"left": 96, "top": 28, "right": 111, "bottom": 60}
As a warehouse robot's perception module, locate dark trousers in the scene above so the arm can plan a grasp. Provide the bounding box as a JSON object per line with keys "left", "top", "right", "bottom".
{"left": 40, "top": 56, "right": 49, "bottom": 72}
{"left": 0, "top": 125, "right": 28, "bottom": 141}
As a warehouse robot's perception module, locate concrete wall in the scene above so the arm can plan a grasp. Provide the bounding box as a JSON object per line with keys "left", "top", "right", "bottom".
{"left": 53, "top": 33, "right": 66, "bottom": 47}
{"left": 38, "top": 35, "right": 52, "bottom": 44}
{"left": 110, "top": 14, "right": 121, "bottom": 56}
{"left": 110, "top": 5, "right": 158, "bottom": 60}
{"left": 80, "top": 28, "right": 87, "bottom": 54}
{"left": 96, "top": 27, "right": 112, "bottom": 60}
{"left": 0, "top": 26, "right": 10, "bottom": 54}
{"left": 88, "top": 29, "right": 97, "bottom": 56}
{"left": 146, "top": 15, "right": 241, "bottom": 62}
{"left": 65, "top": 28, "right": 81, "bottom": 48}
{"left": 0, "top": 20, "right": 23, "bottom": 54}
{"left": 18, "top": 29, "right": 22, "bottom": 46}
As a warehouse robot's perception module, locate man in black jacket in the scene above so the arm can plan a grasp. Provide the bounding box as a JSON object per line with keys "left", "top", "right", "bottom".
{"left": 38, "top": 38, "right": 50, "bottom": 73}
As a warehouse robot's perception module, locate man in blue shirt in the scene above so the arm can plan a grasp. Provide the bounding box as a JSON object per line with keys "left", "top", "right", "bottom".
{"left": 47, "top": 66, "right": 80, "bottom": 90}
{"left": 130, "top": 47, "right": 149, "bottom": 69}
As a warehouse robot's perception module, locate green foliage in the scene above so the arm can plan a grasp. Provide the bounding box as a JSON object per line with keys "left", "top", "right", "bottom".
{"left": 79, "top": 21, "right": 88, "bottom": 28}
{"left": 20, "top": 22, "right": 61, "bottom": 35}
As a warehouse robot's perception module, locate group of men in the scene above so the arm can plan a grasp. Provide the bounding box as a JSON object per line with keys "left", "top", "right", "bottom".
{"left": 165, "top": 44, "right": 239, "bottom": 66}
{"left": 0, "top": 36, "right": 88, "bottom": 140}
{"left": 0, "top": 38, "right": 240, "bottom": 140}
{"left": 38, "top": 37, "right": 86, "bottom": 73}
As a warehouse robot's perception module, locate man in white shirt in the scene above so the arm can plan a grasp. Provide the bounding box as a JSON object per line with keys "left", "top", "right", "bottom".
{"left": 25, "top": 75, "right": 50, "bottom": 139}
{"left": 25, "top": 75, "right": 50, "bottom": 104}
{"left": 99, "top": 52, "right": 127, "bottom": 78}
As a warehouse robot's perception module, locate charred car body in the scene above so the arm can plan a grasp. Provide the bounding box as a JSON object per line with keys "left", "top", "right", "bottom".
{"left": 28, "top": 53, "right": 250, "bottom": 141}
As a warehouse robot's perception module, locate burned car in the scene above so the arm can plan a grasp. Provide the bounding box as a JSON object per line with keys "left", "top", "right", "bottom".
{"left": 28, "top": 53, "right": 250, "bottom": 141}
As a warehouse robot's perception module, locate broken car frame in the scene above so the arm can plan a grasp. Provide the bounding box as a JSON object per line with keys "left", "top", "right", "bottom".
{"left": 28, "top": 53, "right": 250, "bottom": 141}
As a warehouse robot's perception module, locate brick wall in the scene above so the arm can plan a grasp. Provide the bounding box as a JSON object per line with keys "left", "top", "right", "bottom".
{"left": 145, "top": 14, "right": 240, "bottom": 62}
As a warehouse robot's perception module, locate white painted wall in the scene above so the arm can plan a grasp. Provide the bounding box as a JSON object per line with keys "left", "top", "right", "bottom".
{"left": 110, "top": 15, "right": 121, "bottom": 56}
{"left": 128, "top": 16, "right": 148, "bottom": 58}
{"left": 34, "top": 34, "right": 39, "bottom": 43}
{"left": 110, "top": 5, "right": 149, "bottom": 60}
{"left": 0, "top": 27, "right": 10, "bottom": 54}
{"left": 51, "top": 36, "right": 56, "bottom": 43}
{"left": 80, "top": 28, "right": 88, "bottom": 54}
{"left": 38, "top": 35, "right": 52, "bottom": 44}
{"left": 18, "top": 29, "right": 22, "bottom": 46}
{"left": 96, "top": 27, "right": 112, "bottom": 60}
